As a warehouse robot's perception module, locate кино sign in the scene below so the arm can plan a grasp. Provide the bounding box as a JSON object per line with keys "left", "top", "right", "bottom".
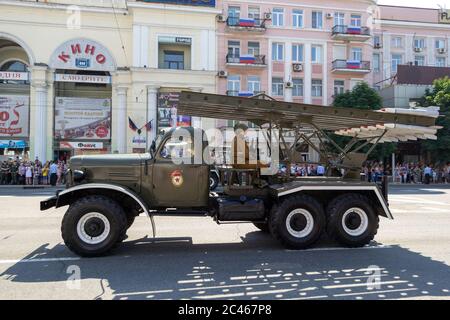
{"left": 49, "top": 39, "right": 116, "bottom": 71}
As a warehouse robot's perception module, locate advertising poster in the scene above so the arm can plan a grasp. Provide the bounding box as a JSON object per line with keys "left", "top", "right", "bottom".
{"left": 55, "top": 97, "right": 111, "bottom": 140}
{"left": 0, "top": 95, "right": 29, "bottom": 138}
{"left": 157, "top": 92, "right": 191, "bottom": 134}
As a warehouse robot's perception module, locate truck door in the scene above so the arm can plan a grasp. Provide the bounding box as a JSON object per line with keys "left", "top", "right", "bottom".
{"left": 152, "top": 131, "right": 209, "bottom": 208}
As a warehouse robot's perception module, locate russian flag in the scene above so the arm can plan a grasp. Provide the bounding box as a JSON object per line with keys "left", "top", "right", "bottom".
{"left": 347, "top": 26, "right": 361, "bottom": 34}
{"left": 346, "top": 60, "right": 361, "bottom": 69}
{"left": 239, "top": 54, "right": 256, "bottom": 64}
{"left": 238, "top": 91, "right": 254, "bottom": 97}
{"left": 239, "top": 18, "right": 255, "bottom": 27}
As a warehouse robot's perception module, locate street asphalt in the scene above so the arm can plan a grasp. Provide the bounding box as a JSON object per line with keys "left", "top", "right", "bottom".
{"left": 0, "top": 185, "right": 449, "bottom": 300}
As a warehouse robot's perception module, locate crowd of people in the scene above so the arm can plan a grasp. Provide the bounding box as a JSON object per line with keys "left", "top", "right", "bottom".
{"left": 361, "top": 161, "right": 450, "bottom": 184}
{"left": 0, "top": 157, "right": 68, "bottom": 186}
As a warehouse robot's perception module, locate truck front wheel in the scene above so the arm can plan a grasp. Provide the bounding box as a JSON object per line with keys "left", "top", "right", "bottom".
{"left": 326, "top": 194, "right": 379, "bottom": 247}
{"left": 269, "top": 195, "right": 325, "bottom": 249}
{"left": 61, "top": 196, "right": 127, "bottom": 257}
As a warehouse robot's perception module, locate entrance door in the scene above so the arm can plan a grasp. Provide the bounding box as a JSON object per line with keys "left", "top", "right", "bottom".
{"left": 151, "top": 132, "right": 209, "bottom": 208}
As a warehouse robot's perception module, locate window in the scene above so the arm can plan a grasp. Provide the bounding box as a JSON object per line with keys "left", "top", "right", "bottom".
{"left": 334, "top": 80, "right": 345, "bottom": 96}
{"left": 227, "top": 75, "right": 240, "bottom": 96}
{"left": 374, "top": 35, "right": 381, "bottom": 47}
{"left": 272, "top": 43, "right": 284, "bottom": 61}
{"left": 350, "top": 14, "right": 362, "bottom": 27}
{"left": 228, "top": 6, "right": 240, "bottom": 25}
{"left": 312, "top": 79, "right": 323, "bottom": 97}
{"left": 334, "top": 12, "right": 345, "bottom": 26}
{"left": 391, "top": 54, "right": 402, "bottom": 73}
{"left": 293, "top": 9, "right": 304, "bottom": 28}
{"left": 373, "top": 53, "right": 380, "bottom": 72}
{"left": 391, "top": 37, "right": 403, "bottom": 48}
{"left": 248, "top": 42, "right": 260, "bottom": 56}
{"left": 311, "top": 46, "right": 322, "bottom": 63}
{"left": 292, "top": 44, "right": 304, "bottom": 62}
{"left": 351, "top": 47, "right": 363, "bottom": 61}
{"left": 248, "top": 7, "right": 260, "bottom": 20}
{"left": 414, "top": 38, "right": 425, "bottom": 49}
{"left": 435, "top": 39, "right": 445, "bottom": 49}
{"left": 228, "top": 40, "right": 240, "bottom": 62}
{"left": 273, "top": 8, "right": 284, "bottom": 27}
{"left": 164, "top": 51, "right": 184, "bottom": 70}
{"left": 414, "top": 56, "right": 425, "bottom": 66}
{"left": 160, "top": 135, "right": 194, "bottom": 160}
{"left": 436, "top": 57, "right": 446, "bottom": 67}
{"left": 248, "top": 76, "right": 261, "bottom": 93}
{"left": 272, "top": 77, "right": 284, "bottom": 96}
{"left": 292, "top": 79, "right": 304, "bottom": 97}
{"left": 312, "top": 11, "right": 323, "bottom": 29}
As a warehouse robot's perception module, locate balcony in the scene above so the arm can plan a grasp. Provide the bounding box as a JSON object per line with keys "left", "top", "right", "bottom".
{"left": 226, "top": 54, "right": 266, "bottom": 67}
{"left": 226, "top": 90, "right": 265, "bottom": 97}
{"left": 332, "top": 60, "right": 371, "bottom": 74}
{"left": 226, "top": 17, "right": 266, "bottom": 32}
{"left": 331, "top": 25, "right": 371, "bottom": 42}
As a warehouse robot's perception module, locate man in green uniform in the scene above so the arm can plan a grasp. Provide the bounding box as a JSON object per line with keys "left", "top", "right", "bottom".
{"left": 10, "top": 161, "right": 18, "bottom": 185}
{"left": 0, "top": 161, "right": 9, "bottom": 185}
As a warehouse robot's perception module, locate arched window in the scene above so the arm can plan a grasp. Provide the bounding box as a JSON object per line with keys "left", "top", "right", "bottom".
{"left": 0, "top": 60, "right": 29, "bottom": 84}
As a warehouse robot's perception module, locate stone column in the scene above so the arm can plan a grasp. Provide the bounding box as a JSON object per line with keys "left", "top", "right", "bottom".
{"left": 32, "top": 82, "right": 48, "bottom": 162}
{"left": 116, "top": 87, "right": 128, "bottom": 154}
{"left": 147, "top": 86, "right": 159, "bottom": 148}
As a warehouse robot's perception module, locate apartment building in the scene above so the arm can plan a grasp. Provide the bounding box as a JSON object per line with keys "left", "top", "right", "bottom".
{"left": 216, "top": 0, "right": 376, "bottom": 107}
{"left": 373, "top": 5, "right": 450, "bottom": 89}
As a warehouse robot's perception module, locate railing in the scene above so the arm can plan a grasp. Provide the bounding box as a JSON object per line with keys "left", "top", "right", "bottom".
{"left": 332, "top": 25, "right": 371, "bottom": 36}
{"left": 227, "top": 17, "right": 266, "bottom": 29}
{"left": 226, "top": 54, "right": 266, "bottom": 65}
{"left": 332, "top": 59, "right": 371, "bottom": 71}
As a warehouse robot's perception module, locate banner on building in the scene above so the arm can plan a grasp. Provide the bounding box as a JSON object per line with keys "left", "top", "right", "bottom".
{"left": 0, "top": 140, "right": 28, "bottom": 149}
{"left": 157, "top": 92, "right": 191, "bottom": 134}
{"left": 55, "top": 97, "right": 111, "bottom": 140}
{"left": 0, "top": 71, "right": 29, "bottom": 81}
{"left": 55, "top": 74, "right": 111, "bottom": 84}
{"left": 0, "top": 95, "right": 29, "bottom": 138}
{"left": 59, "top": 141, "right": 104, "bottom": 150}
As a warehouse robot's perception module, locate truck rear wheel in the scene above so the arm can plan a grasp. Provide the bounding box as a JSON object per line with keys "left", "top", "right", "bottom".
{"left": 326, "top": 194, "right": 379, "bottom": 247}
{"left": 269, "top": 195, "right": 325, "bottom": 249}
{"left": 61, "top": 196, "right": 127, "bottom": 257}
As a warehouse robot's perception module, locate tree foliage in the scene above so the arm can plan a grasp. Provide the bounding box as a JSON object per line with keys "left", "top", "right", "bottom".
{"left": 418, "top": 77, "right": 450, "bottom": 163}
{"left": 332, "top": 82, "right": 383, "bottom": 110}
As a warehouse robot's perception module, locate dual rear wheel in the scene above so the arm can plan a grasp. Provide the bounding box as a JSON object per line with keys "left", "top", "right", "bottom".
{"left": 268, "top": 194, "right": 379, "bottom": 249}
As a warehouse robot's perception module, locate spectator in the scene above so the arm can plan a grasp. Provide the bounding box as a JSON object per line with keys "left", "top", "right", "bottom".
{"left": 49, "top": 161, "right": 58, "bottom": 186}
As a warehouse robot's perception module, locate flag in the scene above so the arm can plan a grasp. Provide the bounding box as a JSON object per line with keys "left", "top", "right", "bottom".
{"left": 129, "top": 117, "right": 138, "bottom": 132}
{"left": 144, "top": 120, "right": 153, "bottom": 131}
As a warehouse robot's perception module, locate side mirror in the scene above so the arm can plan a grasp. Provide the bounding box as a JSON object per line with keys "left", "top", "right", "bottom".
{"left": 150, "top": 140, "right": 156, "bottom": 157}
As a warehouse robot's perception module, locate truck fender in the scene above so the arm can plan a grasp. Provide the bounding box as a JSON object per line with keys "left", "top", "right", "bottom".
{"left": 55, "top": 183, "right": 156, "bottom": 237}
{"left": 277, "top": 186, "right": 393, "bottom": 220}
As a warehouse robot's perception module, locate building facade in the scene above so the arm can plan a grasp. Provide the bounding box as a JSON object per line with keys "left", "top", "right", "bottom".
{"left": 1, "top": 0, "right": 450, "bottom": 161}
{"left": 0, "top": 0, "right": 218, "bottom": 162}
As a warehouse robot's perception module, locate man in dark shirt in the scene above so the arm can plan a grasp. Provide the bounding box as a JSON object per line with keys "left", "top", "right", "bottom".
{"left": 10, "top": 161, "right": 18, "bottom": 185}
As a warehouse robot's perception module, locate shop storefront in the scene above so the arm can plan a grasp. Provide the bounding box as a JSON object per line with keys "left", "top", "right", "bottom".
{"left": 157, "top": 91, "right": 192, "bottom": 135}
{"left": 49, "top": 39, "right": 115, "bottom": 161}
{"left": 0, "top": 69, "right": 30, "bottom": 160}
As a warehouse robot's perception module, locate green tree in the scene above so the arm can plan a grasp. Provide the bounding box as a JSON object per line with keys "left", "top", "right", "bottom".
{"left": 333, "top": 82, "right": 383, "bottom": 110}
{"left": 331, "top": 82, "right": 393, "bottom": 161}
{"left": 419, "top": 77, "right": 450, "bottom": 163}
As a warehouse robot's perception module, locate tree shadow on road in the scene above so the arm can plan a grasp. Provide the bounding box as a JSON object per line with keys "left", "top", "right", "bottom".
{"left": 1, "top": 232, "right": 450, "bottom": 300}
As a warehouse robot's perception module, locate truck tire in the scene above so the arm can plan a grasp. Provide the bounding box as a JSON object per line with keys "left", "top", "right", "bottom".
{"left": 269, "top": 195, "right": 325, "bottom": 249}
{"left": 326, "top": 194, "right": 379, "bottom": 247}
{"left": 61, "top": 195, "right": 127, "bottom": 257}
{"left": 253, "top": 222, "right": 270, "bottom": 233}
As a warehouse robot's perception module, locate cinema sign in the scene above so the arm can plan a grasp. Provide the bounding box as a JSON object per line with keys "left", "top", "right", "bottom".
{"left": 439, "top": 10, "right": 450, "bottom": 24}
{"left": 49, "top": 39, "right": 116, "bottom": 72}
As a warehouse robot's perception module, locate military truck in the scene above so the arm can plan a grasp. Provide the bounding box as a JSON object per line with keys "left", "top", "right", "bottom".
{"left": 41, "top": 92, "right": 440, "bottom": 257}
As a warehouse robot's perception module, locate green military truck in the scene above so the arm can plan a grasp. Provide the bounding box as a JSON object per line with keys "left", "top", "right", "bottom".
{"left": 41, "top": 92, "right": 440, "bottom": 257}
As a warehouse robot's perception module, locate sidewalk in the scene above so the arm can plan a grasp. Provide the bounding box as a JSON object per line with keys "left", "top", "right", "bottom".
{"left": 0, "top": 184, "right": 65, "bottom": 189}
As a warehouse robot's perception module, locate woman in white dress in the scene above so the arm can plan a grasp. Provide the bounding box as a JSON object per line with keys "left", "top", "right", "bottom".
{"left": 25, "top": 163, "right": 33, "bottom": 185}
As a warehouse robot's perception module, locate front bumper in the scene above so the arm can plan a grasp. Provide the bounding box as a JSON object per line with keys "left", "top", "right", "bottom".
{"left": 40, "top": 196, "right": 57, "bottom": 211}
